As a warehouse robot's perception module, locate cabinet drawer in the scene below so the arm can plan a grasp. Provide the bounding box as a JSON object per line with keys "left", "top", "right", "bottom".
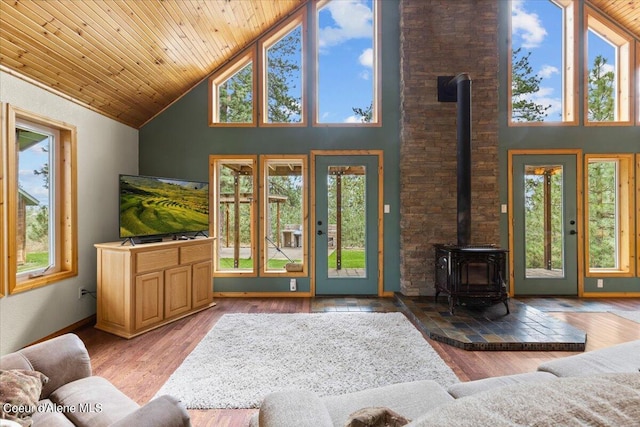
{"left": 180, "top": 243, "right": 212, "bottom": 264}
{"left": 136, "top": 248, "right": 179, "bottom": 273}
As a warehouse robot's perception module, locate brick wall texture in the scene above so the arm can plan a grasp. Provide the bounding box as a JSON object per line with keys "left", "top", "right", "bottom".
{"left": 399, "top": 0, "right": 500, "bottom": 295}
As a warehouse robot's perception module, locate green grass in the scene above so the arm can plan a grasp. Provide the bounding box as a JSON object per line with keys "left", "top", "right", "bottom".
{"left": 17, "top": 252, "right": 49, "bottom": 273}
{"left": 328, "top": 248, "right": 365, "bottom": 268}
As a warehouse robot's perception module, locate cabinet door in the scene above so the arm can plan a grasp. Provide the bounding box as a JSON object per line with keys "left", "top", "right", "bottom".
{"left": 192, "top": 261, "right": 212, "bottom": 309}
{"left": 135, "top": 271, "right": 164, "bottom": 330}
{"left": 165, "top": 265, "right": 192, "bottom": 319}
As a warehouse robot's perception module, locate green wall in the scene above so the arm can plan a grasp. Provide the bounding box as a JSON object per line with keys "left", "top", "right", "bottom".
{"left": 139, "top": 1, "right": 402, "bottom": 294}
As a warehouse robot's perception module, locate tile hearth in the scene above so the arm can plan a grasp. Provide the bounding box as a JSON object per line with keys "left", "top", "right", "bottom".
{"left": 396, "top": 294, "right": 587, "bottom": 351}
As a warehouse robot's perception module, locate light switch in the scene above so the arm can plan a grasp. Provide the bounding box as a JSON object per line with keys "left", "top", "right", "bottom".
{"left": 501, "top": 204, "right": 507, "bottom": 214}
{"left": 384, "top": 204, "right": 390, "bottom": 214}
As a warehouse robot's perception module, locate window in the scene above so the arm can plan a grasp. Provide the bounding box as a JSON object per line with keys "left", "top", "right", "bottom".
{"left": 585, "top": 7, "right": 633, "bottom": 125}
{"left": 210, "top": 156, "right": 257, "bottom": 276}
{"left": 585, "top": 154, "right": 634, "bottom": 276}
{"left": 315, "top": 0, "right": 380, "bottom": 125}
{"left": 261, "top": 156, "right": 307, "bottom": 275}
{"left": 4, "top": 105, "right": 77, "bottom": 293}
{"left": 208, "top": 2, "right": 381, "bottom": 128}
{"left": 209, "top": 49, "right": 256, "bottom": 126}
{"left": 510, "top": 0, "right": 575, "bottom": 124}
{"left": 260, "top": 11, "right": 306, "bottom": 126}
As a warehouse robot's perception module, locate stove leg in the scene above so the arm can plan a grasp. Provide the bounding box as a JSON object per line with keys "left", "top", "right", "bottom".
{"left": 504, "top": 300, "right": 510, "bottom": 314}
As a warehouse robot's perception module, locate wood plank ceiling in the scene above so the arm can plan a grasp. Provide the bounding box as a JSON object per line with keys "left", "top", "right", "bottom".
{"left": 0, "top": 0, "right": 638, "bottom": 129}
{"left": 0, "top": 0, "right": 304, "bottom": 128}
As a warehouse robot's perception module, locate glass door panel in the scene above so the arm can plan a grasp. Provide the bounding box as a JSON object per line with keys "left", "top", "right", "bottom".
{"left": 314, "top": 155, "right": 378, "bottom": 295}
{"left": 327, "top": 166, "right": 367, "bottom": 278}
{"left": 512, "top": 154, "right": 578, "bottom": 295}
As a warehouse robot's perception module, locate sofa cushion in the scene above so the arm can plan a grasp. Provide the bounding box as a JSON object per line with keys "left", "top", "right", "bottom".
{"left": 344, "top": 407, "right": 411, "bottom": 427}
{"left": 322, "top": 380, "right": 454, "bottom": 426}
{"left": 0, "top": 369, "right": 49, "bottom": 426}
{"left": 258, "top": 389, "right": 334, "bottom": 427}
{"left": 109, "top": 395, "right": 191, "bottom": 427}
{"left": 446, "top": 371, "right": 557, "bottom": 398}
{"left": 17, "top": 334, "right": 92, "bottom": 399}
{"left": 408, "top": 373, "right": 640, "bottom": 427}
{"left": 49, "top": 376, "right": 139, "bottom": 427}
{"left": 537, "top": 339, "right": 640, "bottom": 377}
{"left": 31, "top": 399, "right": 75, "bottom": 427}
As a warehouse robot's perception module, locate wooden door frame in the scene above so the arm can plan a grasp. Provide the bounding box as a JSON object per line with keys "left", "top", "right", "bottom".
{"left": 310, "top": 150, "right": 386, "bottom": 296}
{"left": 507, "top": 149, "right": 584, "bottom": 297}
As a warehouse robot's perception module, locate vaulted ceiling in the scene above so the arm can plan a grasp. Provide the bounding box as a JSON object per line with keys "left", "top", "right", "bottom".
{"left": 0, "top": 0, "right": 638, "bottom": 129}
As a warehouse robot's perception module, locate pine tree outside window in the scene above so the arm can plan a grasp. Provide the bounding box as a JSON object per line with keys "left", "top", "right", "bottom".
{"left": 509, "top": 0, "right": 575, "bottom": 124}
{"left": 585, "top": 8, "right": 633, "bottom": 125}
{"left": 585, "top": 155, "right": 635, "bottom": 276}
{"left": 209, "top": 50, "right": 256, "bottom": 126}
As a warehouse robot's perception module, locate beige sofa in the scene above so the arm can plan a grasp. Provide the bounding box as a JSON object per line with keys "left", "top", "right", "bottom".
{"left": 0, "top": 334, "right": 191, "bottom": 427}
{"left": 252, "top": 339, "right": 640, "bottom": 426}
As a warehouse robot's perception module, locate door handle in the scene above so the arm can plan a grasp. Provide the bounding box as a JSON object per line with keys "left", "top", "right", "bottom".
{"left": 569, "top": 230, "right": 576, "bottom": 235}
{"left": 317, "top": 230, "right": 324, "bottom": 235}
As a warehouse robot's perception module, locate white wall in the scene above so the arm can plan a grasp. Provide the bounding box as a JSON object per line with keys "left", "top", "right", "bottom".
{"left": 0, "top": 71, "right": 139, "bottom": 354}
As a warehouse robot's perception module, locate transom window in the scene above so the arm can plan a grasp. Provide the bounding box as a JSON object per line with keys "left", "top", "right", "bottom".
{"left": 208, "top": 1, "right": 380, "bottom": 128}
{"left": 510, "top": 0, "right": 575, "bottom": 124}
{"left": 585, "top": 7, "right": 633, "bottom": 125}
{"left": 315, "top": 0, "right": 379, "bottom": 125}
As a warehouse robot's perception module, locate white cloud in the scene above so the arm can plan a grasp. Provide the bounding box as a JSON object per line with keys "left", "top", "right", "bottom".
{"left": 511, "top": 0, "right": 547, "bottom": 49}
{"left": 538, "top": 65, "right": 559, "bottom": 79}
{"left": 343, "top": 115, "right": 366, "bottom": 123}
{"left": 601, "top": 63, "right": 615, "bottom": 75}
{"left": 318, "top": 0, "right": 373, "bottom": 48}
{"left": 358, "top": 48, "right": 373, "bottom": 68}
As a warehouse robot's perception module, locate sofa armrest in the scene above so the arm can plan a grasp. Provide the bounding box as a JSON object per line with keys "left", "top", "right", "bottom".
{"left": 17, "top": 333, "right": 92, "bottom": 398}
{"left": 109, "top": 395, "right": 191, "bottom": 427}
{"left": 258, "top": 390, "right": 333, "bottom": 427}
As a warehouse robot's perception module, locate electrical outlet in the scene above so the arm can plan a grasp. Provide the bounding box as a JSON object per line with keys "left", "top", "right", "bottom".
{"left": 78, "top": 287, "right": 85, "bottom": 299}
{"left": 597, "top": 279, "right": 604, "bottom": 288}
{"left": 289, "top": 279, "right": 297, "bottom": 292}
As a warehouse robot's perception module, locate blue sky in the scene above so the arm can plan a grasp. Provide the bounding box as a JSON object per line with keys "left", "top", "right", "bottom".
{"left": 511, "top": 0, "right": 615, "bottom": 121}
{"left": 19, "top": 135, "right": 50, "bottom": 207}
{"left": 317, "top": 0, "right": 374, "bottom": 123}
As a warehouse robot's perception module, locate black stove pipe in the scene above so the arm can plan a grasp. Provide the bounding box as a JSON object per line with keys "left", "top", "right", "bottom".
{"left": 438, "top": 73, "right": 472, "bottom": 246}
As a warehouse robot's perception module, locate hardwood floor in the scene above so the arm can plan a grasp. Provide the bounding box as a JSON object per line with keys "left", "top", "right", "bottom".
{"left": 73, "top": 297, "right": 640, "bottom": 427}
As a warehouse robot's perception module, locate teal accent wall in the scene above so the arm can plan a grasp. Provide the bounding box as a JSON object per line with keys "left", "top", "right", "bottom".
{"left": 139, "top": 1, "right": 401, "bottom": 294}
{"left": 498, "top": 0, "right": 640, "bottom": 294}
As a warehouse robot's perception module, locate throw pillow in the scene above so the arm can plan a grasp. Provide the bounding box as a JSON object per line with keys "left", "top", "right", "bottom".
{"left": 0, "top": 370, "right": 49, "bottom": 427}
{"left": 344, "top": 407, "right": 411, "bottom": 427}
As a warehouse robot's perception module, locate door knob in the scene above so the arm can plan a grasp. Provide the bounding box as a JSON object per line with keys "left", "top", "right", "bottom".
{"left": 569, "top": 230, "right": 576, "bottom": 235}
{"left": 317, "top": 230, "right": 324, "bottom": 235}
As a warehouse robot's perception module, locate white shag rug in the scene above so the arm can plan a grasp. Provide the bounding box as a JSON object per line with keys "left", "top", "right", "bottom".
{"left": 155, "top": 312, "right": 459, "bottom": 409}
{"left": 609, "top": 310, "right": 640, "bottom": 324}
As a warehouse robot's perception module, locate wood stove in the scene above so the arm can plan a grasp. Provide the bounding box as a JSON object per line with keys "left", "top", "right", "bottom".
{"left": 434, "top": 74, "right": 509, "bottom": 314}
{"left": 434, "top": 244, "right": 509, "bottom": 314}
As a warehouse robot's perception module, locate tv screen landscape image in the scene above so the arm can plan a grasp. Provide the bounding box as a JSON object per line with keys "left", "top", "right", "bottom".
{"left": 119, "top": 174, "right": 209, "bottom": 239}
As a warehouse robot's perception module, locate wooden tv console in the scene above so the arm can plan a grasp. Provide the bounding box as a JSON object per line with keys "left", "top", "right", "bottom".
{"left": 95, "top": 238, "right": 215, "bottom": 338}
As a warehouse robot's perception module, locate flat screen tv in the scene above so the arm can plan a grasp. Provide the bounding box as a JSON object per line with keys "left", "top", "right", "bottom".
{"left": 119, "top": 174, "right": 209, "bottom": 241}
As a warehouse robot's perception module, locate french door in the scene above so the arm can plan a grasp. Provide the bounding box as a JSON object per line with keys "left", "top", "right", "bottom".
{"left": 313, "top": 153, "right": 381, "bottom": 295}
{"left": 510, "top": 151, "right": 581, "bottom": 295}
